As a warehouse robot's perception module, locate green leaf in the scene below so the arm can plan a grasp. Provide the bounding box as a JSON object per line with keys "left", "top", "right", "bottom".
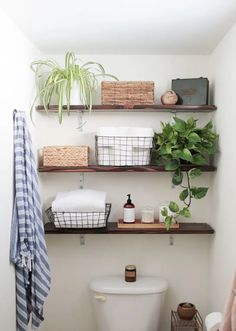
{"left": 202, "top": 121, "right": 213, "bottom": 131}
{"left": 191, "top": 187, "right": 208, "bottom": 199}
{"left": 180, "top": 148, "right": 193, "bottom": 162}
{"left": 179, "top": 189, "right": 189, "bottom": 201}
{"left": 187, "top": 117, "right": 197, "bottom": 129}
{"left": 165, "top": 143, "right": 172, "bottom": 154}
{"left": 173, "top": 117, "right": 186, "bottom": 132}
{"left": 192, "top": 153, "right": 208, "bottom": 165}
{"left": 161, "top": 207, "right": 168, "bottom": 217}
{"left": 164, "top": 216, "right": 173, "bottom": 231}
{"left": 188, "top": 132, "right": 201, "bottom": 143}
{"left": 172, "top": 168, "right": 183, "bottom": 185}
{"left": 179, "top": 207, "right": 191, "bottom": 218}
{"left": 169, "top": 201, "right": 179, "bottom": 213}
{"left": 188, "top": 168, "right": 202, "bottom": 179}
{"left": 164, "top": 159, "right": 180, "bottom": 171}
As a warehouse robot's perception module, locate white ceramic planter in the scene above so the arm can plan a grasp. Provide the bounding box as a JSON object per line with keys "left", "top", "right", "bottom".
{"left": 69, "top": 81, "right": 81, "bottom": 105}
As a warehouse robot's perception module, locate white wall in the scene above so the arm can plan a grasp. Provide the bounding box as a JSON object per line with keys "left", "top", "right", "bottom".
{"left": 34, "top": 54, "right": 214, "bottom": 331}
{"left": 208, "top": 22, "right": 236, "bottom": 313}
{"left": 0, "top": 9, "right": 41, "bottom": 331}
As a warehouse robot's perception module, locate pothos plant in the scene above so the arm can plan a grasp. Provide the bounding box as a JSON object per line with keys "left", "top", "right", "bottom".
{"left": 151, "top": 117, "right": 218, "bottom": 230}
{"left": 30, "top": 51, "right": 118, "bottom": 123}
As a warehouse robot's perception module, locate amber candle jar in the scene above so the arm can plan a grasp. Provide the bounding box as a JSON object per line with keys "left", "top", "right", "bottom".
{"left": 125, "top": 265, "right": 136, "bottom": 282}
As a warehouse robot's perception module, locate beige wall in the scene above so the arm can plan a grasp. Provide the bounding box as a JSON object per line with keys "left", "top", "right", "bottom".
{"left": 35, "top": 54, "right": 214, "bottom": 331}
{"left": 0, "top": 9, "right": 41, "bottom": 331}
{"left": 208, "top": 22, "right": 236, "bottom": 312}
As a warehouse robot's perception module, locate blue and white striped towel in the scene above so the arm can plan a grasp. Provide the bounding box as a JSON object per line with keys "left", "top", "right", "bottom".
{"left": 10, "top": 110, "right": 51, "bottom": 331}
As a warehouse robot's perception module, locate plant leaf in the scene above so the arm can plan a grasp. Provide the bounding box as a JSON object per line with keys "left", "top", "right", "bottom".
{"left": 188, "top": 132, "right": 201, "bottom": 143}
{"left": 165, "top": 159, "right": 180, "bottom": 171}
{"left": 161, "top": 207, "right": 168, "bottom": 217}
{"left": 164, "top": 216, "right": 173, "bottom": 231}
{"left": 179, "top": 189, "right": 189, "bottom": 201}
{"left": 179, "top": 207, "right": 191, "bottom": 218}
{"left": 173, "top": 117, "right": 186, "bottom": 132}
{"left": 188, "top": 168, "right": 202, "bottom": 179}
{"left": 169, "top": 201, "right": 179, "bottom": 213}
{"left": 172, "top": 168, "right": 183, "bottom": 185}
{"left": 192, "top": 153, "right": 208, "bottom": 165}
{"left": 180, "top": 148, "right": 193, "bottom": 162}
{"left": 191, "top": 187, "right": 209, "bottom": 199}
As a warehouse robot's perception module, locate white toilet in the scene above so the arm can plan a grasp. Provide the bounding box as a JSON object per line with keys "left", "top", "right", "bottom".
{"left": 90, "top": 276, "right": 168, "bottom": 331}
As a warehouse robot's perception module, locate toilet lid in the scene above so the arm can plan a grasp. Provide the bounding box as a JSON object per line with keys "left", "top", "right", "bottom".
{"left": 90, "top": 276, "right": 168, "bottom": 294}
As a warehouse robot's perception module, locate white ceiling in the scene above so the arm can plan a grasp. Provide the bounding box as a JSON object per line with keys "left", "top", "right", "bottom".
{"left": 1, "top": 0, "right": 236, "bottom": 54}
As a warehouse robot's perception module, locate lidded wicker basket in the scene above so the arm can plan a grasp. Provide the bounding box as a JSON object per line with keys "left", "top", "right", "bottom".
{"left": 101, "top": 81, "right": 155, "bottom": 107}
{"left": 43, "top": 146, "right": 89, "bottom": 167}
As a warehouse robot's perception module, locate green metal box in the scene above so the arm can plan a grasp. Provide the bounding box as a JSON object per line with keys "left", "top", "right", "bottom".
{"left": 171, "top": 77, "right": 209, "bottom": 105}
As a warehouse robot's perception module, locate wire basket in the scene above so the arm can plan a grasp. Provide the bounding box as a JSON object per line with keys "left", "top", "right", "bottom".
{"left": 95, "top": 136, "right": 153, "bottom": 166}
{"left": 45, "top": 203, "right": 111, "bottom": 228}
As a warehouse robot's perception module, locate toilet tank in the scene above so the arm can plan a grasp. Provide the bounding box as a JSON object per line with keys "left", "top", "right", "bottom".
{"left": 90, "top": 276, "right": 168, "bottom": 331}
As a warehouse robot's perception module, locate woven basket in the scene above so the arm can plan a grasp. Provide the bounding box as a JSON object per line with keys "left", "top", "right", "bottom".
{"left": 43, "top": 146, "right": 89, "bottom": 167}
{"left": 101, "top": 81, "right": 155, "bottom": 107}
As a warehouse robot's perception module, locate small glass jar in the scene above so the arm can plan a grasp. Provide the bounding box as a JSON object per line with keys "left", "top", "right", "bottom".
{"left": 141, "top": 206, "right": 154, "bottom": 223}
{"left": 125, "top": 265, "right": 136, "bottom": 282}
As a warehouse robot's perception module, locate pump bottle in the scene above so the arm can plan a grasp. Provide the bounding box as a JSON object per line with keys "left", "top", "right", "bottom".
{"left": 123, "top": 194, "right": 135, "bottom": 223}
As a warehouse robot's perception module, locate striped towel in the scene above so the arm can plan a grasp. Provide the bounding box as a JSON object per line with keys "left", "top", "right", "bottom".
{"left": 10, "top": 110, "right": 51, "bottom": 331}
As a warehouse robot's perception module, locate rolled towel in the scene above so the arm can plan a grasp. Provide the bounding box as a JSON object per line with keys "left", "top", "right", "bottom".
{"left": 205, "top": 312, "right": 222, "bottom": 331}
{"left": 52, "top": 189, "right": 106, "bottom": 212}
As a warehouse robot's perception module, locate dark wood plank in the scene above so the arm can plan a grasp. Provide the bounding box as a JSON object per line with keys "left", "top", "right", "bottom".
{"left": 36, "top": 104, "right": 217, "bottom": 113}
{"left": 38, "top": 165, "right": 216, "bottom": 173}
{"left": 44, "top": 222, "right": 214, "bottom": 234}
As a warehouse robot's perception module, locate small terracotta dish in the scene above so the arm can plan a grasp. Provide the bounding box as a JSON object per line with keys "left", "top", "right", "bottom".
{"left": 177, "top": 302, "right": 196, "bottom": 320}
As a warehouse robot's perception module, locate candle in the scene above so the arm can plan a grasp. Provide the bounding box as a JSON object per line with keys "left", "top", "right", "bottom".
{"left": 141, "top": 206, "right": 154, "bottom": 223}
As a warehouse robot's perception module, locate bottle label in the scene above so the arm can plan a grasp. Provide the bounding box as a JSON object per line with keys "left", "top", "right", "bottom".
{"left": 124, "top": 208, "right": 135, "bottom": 223}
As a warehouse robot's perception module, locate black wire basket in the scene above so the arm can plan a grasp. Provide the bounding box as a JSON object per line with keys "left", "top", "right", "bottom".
{"left": 45, "top": 203, "right": 111, "bottom": 229}
{"left": 95, "top": 136, "right": 153, "bottom": 166}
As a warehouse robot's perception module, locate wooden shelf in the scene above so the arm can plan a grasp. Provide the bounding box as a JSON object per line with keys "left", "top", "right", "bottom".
{"left": 38, "top": 164, "right": 216, "bottom": 173}
{"left": 44, "top": 222, "right": 214, "bottom": 234}
{"left": 36, "top": 104, "right": 217, "bottom": 113}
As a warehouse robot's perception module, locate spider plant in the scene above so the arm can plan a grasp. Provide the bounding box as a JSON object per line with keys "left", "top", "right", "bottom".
{"left": 30, "top": 52, "right": 118, "bottom": 123}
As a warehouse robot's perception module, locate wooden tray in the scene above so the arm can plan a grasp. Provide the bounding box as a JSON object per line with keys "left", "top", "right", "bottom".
{"left": 117, "top": 219, "right": 179, "bottom": 229}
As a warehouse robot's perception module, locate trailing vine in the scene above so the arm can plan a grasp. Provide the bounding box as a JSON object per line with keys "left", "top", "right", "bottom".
{"left": 151, "top": 117, "right": 218, "bottom": 230}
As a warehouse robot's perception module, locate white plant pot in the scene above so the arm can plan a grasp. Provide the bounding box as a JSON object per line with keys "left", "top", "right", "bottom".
{"left": 69, "top": 81, "right": 81, "bottom": 105}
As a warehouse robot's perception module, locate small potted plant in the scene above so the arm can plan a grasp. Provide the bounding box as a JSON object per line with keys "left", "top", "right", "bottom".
{"left": 177, "top": 302, "right": 196, "bottom": 320}
{"left": 30, "top": 51, "right": 118, "bottom": 123}
{"left": 151, "top": 117, "right": 218, "bottom": 230}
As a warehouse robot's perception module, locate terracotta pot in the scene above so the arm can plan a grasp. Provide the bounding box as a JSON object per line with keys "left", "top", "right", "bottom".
{"left": 177, "top": 302, "right": 196, "bottom": 320}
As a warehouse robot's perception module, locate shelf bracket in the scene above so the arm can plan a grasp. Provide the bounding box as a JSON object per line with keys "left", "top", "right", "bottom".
{"left": 169, "top": 235, "right": 174, "bottom": 246}
{"left": 78, "top": 111, "right": 84, "bottom": 131}
{"left": 79, "top": 173, "right": 84, "bottom": 189}
{"left": 80, "top": 234, "right": 85, "bottom": 245}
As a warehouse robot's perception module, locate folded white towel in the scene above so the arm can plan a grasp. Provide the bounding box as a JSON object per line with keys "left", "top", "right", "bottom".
{"left": 52, "top": 189, "right": 106, "bottom": 212}
{"left": 97, "top": 127, "right": 154, "bottom": 138}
